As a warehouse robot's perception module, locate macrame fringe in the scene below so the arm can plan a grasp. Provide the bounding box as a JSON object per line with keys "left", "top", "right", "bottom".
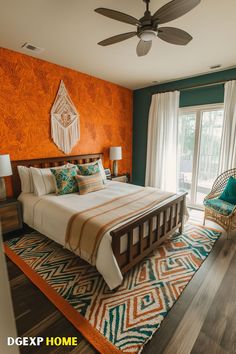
{"left": 51, "top": 118, "right": 79, "bottom": 155}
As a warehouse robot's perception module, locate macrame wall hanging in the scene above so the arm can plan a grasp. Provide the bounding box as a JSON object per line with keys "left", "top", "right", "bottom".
{"left": 51, "top": 80, "right": 80, "bottom": 154}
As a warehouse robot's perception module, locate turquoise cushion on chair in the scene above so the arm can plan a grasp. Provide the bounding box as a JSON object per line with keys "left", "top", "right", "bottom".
{"left": 219, "top": 176, "right": 236, "bottom": 204}
{"left": 204, "top": 198, "right": 235, "bottom": 216}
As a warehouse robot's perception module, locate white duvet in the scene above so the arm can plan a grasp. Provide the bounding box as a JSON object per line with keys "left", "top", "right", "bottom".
{"left": 19, "top": 181, "right": 178, "bottom": 289}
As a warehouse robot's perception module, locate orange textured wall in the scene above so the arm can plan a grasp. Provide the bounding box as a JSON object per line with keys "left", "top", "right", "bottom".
{"left": 0, "top": 48, "right": 133, "bottom": 195}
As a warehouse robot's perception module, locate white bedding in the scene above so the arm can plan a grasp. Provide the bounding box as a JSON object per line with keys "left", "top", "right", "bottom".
{"left": 19, "top": 181, "right": 178, "bottom": 289}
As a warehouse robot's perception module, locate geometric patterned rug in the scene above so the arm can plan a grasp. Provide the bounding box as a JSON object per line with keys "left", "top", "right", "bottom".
{"left": 4, "top": 224, "right": 221, "bottom": 354}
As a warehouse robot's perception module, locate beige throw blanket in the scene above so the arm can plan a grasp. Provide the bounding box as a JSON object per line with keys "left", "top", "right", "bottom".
{"left": 65, "top": 188, "right": 174, "bottom": 265}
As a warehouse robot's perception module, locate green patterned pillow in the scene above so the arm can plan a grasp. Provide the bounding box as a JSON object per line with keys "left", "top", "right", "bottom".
{"left": 50, "top": 166, "right": 78, "bottom": 195}
{"left": 77, "top": 162, "right": 100, "bottom": 176}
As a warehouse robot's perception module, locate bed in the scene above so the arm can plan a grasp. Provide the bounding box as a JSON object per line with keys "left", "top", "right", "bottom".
{"left": 12, "top": 154, "right": 187, "bottom": 290}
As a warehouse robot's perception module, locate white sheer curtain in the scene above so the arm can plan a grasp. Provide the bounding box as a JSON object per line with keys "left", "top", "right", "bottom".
{"left": 145, "top": 91, "right": 180, "bottom": 192}
{"left": 219, "top": 80, "right": 236, "bottom": 173}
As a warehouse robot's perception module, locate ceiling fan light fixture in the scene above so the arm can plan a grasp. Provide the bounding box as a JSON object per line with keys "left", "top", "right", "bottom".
{"left": 140, "top": 30, "right": 156, "bottom": 41}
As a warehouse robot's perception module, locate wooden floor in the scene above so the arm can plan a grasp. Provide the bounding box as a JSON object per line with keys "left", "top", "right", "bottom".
{"left": 4, "top": 211, "right": 236, "bottom": 354}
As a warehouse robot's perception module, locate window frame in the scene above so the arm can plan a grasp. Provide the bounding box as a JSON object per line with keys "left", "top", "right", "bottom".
{"left": 178, "top": 103, "right": 224, "bottom": 209}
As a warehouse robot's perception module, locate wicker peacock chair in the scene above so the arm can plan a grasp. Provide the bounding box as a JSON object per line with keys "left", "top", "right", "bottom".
{"left": 204, "top": 168, "right": 236, "bottom": 236}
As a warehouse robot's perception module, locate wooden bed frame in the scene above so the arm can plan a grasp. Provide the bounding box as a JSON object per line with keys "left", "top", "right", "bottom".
{"left": 11, "top": 153, "right": 186, "bottom": 275}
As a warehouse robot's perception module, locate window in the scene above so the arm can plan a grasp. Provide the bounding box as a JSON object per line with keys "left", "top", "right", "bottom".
{"left": 177, "top": 104, "right": 224, "bottom": 208}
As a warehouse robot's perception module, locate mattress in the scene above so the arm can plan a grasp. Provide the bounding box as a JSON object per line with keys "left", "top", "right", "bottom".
{"left": 19, "top": 181, "right": 177, "bottom": 289}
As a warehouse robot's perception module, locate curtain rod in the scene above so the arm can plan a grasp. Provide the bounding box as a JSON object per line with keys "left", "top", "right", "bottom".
{"left": 149, "top": 78, "right": 236, "bottom": 95}
{"left": 181, "top": 80, "right": 227, "bottom": 91}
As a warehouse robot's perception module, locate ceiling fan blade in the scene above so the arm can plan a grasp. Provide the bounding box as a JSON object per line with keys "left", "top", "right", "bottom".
{"left": 95, "top": 8, "right": 140, "bottom": 26}
{"left": 158, "top": 27, "right": 192, "bottom": 45}
{"left": 98, "top": 32, "right": 137, "bottom": 46}
{"left": 153, "top": 0, "right": 201, "bottom": 24}
{"left": 136, "top": 40, "right": 152, "bottom": 57}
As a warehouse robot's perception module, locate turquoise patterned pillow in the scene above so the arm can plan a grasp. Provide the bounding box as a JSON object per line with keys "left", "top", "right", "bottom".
{"left": 50, "top": 166, "right": 78, "bottom": 195}
{"left": 77, "top": 162, "right": 100, "bottom": 176}
{"left": 219, "top": 176, "right": 236, "bottom": 204}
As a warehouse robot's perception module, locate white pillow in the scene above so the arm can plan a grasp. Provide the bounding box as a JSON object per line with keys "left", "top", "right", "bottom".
{"left": 31, "top": 164, "right": 75, "bottom": 196}
{"left": 78, "top": 159, "right": 106, "bottom": 181}
{"left": 17, "top": 166, "right": 34, "bottom": 193}
{"left": 97, "top": 159, "right": 106, "bottom": 181}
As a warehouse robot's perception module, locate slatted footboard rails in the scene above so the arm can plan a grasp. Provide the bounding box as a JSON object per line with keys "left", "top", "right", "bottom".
{"left": 111, "top": 192, "right": 187, "bottom": 274}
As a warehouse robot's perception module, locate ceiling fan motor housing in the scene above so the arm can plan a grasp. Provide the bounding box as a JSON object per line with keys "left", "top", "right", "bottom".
{"left": 137, "top": 13, "right": 158, "bottom": 40}
{"left": 138, "top": 0, "right": 159, "bottom": 38}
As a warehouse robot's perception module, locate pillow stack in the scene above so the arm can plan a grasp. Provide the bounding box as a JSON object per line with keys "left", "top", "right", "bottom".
{"left": 18, "top": 159, "right": 107, "bottom": 196}
{"left": 75, "top": 159, "right": 106, "bottom": 195}
{"left": 31, "top": 164, "right": 72, "bottom": 196}
{"left": 18, "top": 164, "right": 74, "bottom": 196}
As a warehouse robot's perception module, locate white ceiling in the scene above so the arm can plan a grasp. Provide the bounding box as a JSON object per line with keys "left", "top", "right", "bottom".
{"left": 1, "top": 0, "right": 236, "bottom": 90}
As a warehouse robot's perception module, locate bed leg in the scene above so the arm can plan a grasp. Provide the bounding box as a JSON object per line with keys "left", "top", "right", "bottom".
{"left": 179, "top": 198, "right": 185, "bottom": 235}
{"left": 110, "top": 286, "right": 119, "bottom": 293}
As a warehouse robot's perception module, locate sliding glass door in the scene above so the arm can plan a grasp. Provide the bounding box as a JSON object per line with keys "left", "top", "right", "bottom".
{"left": 177, "top": 104, "right": 224, "bottom": 208}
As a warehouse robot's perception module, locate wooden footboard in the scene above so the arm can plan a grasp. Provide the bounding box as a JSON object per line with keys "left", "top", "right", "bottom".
{"left": 110, "top": 193, "right": 187, "bottom": 274}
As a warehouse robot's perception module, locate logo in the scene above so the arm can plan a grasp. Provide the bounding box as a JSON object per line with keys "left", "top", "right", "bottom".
{"left": 7, "top": 337, "right": 79, "bottom": 346}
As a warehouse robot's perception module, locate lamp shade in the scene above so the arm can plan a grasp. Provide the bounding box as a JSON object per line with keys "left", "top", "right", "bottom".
{"left": 109, "top": 147, "right": 122, "bottom": 161}
{"left": 0, "top": 154, "right": 12, "bottom": 177}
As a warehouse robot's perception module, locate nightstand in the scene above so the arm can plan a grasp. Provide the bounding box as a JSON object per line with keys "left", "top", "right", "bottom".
{"left": 111, "top": 174, "right": 129, "bottom": 183}
{"left": 0, "top": 198, "right": 22, "bottom": 234}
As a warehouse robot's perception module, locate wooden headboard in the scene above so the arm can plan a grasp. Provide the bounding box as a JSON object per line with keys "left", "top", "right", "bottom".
{"left": 11, "top": 153, "right": 103, "bottom": 197}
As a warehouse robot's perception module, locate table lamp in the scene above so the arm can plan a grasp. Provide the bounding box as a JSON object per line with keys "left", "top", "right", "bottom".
{"left": 109, "top": 147, "right": 122, "bottom": 177}
{"left": 0, "top": 154, "right": 12, "bottom": 201}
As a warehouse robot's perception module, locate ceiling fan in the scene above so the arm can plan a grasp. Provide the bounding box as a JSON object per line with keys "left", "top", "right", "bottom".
{"left": 95, "top": 0, "right": 201, "bottom": 57}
